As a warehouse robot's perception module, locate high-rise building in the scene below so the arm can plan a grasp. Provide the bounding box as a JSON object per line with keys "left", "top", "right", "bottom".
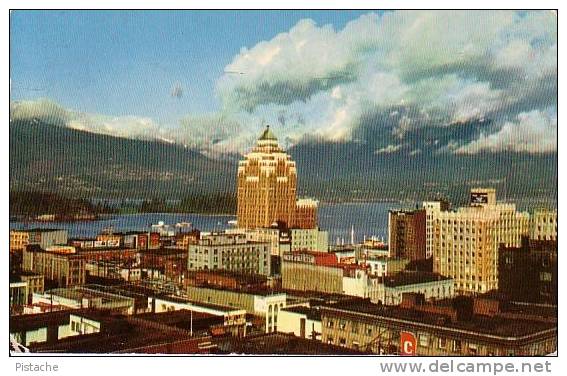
{"left": 432, "top": 189, "right": 530, "bottom": 294}
{"left": 530, "top": 208, "right": 557, "bottom": 241}
{"left": 499, "top": 236, "right": 557, "bottom": 305}
{"left": 423, "top": 200, "right": 450, "bottom": 259}
{"left": 388, "top": 209, "right": 426, "bottom": 261}
{"left": 237, "top": 126, "right": 297, "bottom": 229}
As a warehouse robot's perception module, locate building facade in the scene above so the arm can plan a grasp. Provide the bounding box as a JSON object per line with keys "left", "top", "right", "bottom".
{"left": 388, "top": 209, "right": 427, "bottom": 261}
{"left": 362, "top": 257, "right": 409, "bottom": 277}
{"left": 186, "top": 285, "right": 286, "bottom": 333}
{"left": 237, "top": 126, "right": 297, "bottom": 229}
{"left": 432, "top": 189, "right": 529, "bottom": 294}
{"left": 278, "top": 306, "right": 322, "bottom": 340}
{"left": 293, "top": 198, "right": 318, "bottom": 229}
{"left": 499, "top": 237, "right": 557, "bottom": 305}
{"left": 380, "top": 272, "right": 455, "bottom": 305}
{"left": 22, "top": 246, "right": 86, "bottom": 288}
{"left": 530, "top": 208, "right": 557, "bottom": 241}
{"left": 281, "top": 252, "right": 343, "bottom": 294}
{"left": 319, "top": 297, "right": 556, "bottom": 355}
{"left": 290, "top": 228, "right": 329, "bottom": 253}
{"left": 10, "top": 229, "right": 68, "bottom": 252}
{"left": 423, "top": 201, "right": 450, "bottom": 259}
{"left": 188, "top": 232, "right": 271, "bottom": 276}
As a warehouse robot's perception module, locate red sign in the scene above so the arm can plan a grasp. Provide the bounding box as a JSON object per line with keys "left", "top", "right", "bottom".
{"left": 400, "top": 331, "right": 417, "bottom": 356}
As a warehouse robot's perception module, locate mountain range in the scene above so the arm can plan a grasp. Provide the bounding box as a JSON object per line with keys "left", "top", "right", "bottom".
{"left": 10, "top": 119, "right": 557, "bottom": 209}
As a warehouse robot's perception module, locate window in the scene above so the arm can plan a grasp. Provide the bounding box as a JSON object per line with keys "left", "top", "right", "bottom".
{"left": 438, "top": 338, "right": 446, "bottom": 349}
{"left": 453, "top": 340, "right": 462, "bottom": 353}
{"left": 339, "top": 338, "right": 346, "bottom": 347}
{"left": 419, "top": 334, "right": 429, "bottom": 347}
{"left": 468, "top": 344, "right": 478, "bottom": 355}
{"left": 327, "top": 320, "right": 334, "bottom": 328}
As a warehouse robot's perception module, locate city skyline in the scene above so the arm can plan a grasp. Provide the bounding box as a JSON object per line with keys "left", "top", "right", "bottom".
{"left": 9, "top": 10, "right": 558, "bottom": 358}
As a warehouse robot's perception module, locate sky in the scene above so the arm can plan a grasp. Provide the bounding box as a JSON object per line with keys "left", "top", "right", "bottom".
{"left": 10, "top": 10, "right": 557, "bottom": 157}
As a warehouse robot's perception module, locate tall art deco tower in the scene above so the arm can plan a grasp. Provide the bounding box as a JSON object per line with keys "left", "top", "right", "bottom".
{"left": 237, "top": 126, "right": 297, "bottom": 229}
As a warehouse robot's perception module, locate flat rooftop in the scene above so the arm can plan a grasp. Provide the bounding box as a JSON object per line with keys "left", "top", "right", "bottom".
{"left": 281, "top": 306, "right": 322, "bottom": 321}
{"left": 321, "top": 299, "right": 556, "bottom": 338}
{"left": 187, "top": 284, "right": 286, "bottom": 297}
{"left": 216, "top": 332, "right": 368, "bottom": 355}
{"left": 12, "top": 228, "right": 66, "bottom": 233}
{"left": 45, "top": 287, "right": 134, "bottom": 306}
{"left": 155, "top": 294, "right": 244, "bottom": 313}
{"left": 27, "top": 313, "right": 202, "bottom": 354}
{"left": 381, "top": 271, "right": 451, "bottom": 287}
{"left": 136, "top": 309, "right": 224, "bottom": 332}
{"left": 138, "top": 248, "right": 187, "bottom": 256}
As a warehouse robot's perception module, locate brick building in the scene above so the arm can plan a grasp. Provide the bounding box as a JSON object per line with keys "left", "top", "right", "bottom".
{"left": 388, "top": 209, "right": 426, "bottom": 261}
{"left": 499, "top": 236, "right": 557, "bottom": 305}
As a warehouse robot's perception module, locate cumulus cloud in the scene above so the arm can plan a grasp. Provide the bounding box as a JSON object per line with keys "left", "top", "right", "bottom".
{"left": 213, "top": 10, "right": 556, "bottom": 154}
{"left": 10, "top": 98, "right": 166, "bottom": 141}
{"left": 375, "top": 144, "right": 403, "bottom": 154}
{"left": 12, "top": 11, "right": 557, "bottom": 156}
{"left": 456, "top": 109, "right": 557, "bottom": 154}
{"left": 10, "top": 99, "right": 70, "bottom": 126}
{"left": 176, "top": 113, "right": 246, "bottom": 155}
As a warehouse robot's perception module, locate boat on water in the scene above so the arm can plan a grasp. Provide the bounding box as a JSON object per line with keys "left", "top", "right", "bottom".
{"left": 175, "top": 222, "right": 192, "bottom": 227}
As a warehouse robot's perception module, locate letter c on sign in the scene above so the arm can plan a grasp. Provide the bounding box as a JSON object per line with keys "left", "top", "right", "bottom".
{"left": 400, "top": 331, "right": 417, "bottom": 356}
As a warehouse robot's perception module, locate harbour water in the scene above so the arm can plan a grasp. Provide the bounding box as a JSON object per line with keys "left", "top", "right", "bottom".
{"left": 9, "top": 202, "right": 402, "bottom": 244}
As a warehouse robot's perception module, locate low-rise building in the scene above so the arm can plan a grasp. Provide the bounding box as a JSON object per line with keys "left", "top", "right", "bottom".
{"left": 342, "top": 267, "right": 383, "bottom": 303}
{"left": 380, "top": 272, "right": 455, "bottom": 305}
{"left": 12, "top": 309, "right": 220, "bottom": 354}
{"left": 185, "top": 270, "right": 268, "bottom": 290}
{"left": 10, "top": 310, "right": 102, "bottom": 347}
{"left": 290, "top": 228, "right": 329, "bottom": 252}
{"left": 33, "top": 286, "right": 136, "bottom": 315}
{"left": 174, "top": 229, "right": 201, "bottom": 249}
{"left": 281, "top": 252, "right": 343, "bottom": 294}
{"left": 186, "top": 285, "right": 286, "bottom": 333}
{"left": 22, "top": 245, "right": 86, "bottom": 288}
{"left": 215, "top": 332, "right": 366, "bottom": 355}
{"left": 319, "top": 295, "right": 556, "bottom": 355}
{"left": 362, "top": 257, "right": 409, "bottom": 277}
{"left": 10, "top": 229, "right": 68, "bottom": 252}
{"left": 188, "top": 232, "right": 271, "bottom": 276}
{"left": 150, "top": 295, "right": 247, "bottom": 337}
{"left": 10, "top": 280, "right": 28, "bottom": 314}
{"left": 15, "top": 272, "right": 45, "bottom": 304}
{"left": 226, "top": 226, "right": 290, "bottom": 257}
{"left": 278, "top": 306, "right": 322, "bottom": 340}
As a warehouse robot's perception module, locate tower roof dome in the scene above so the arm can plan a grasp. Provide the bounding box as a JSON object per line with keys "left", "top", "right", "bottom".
{"left": 259, "top": 125, "right": 277, "bottom": 141}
